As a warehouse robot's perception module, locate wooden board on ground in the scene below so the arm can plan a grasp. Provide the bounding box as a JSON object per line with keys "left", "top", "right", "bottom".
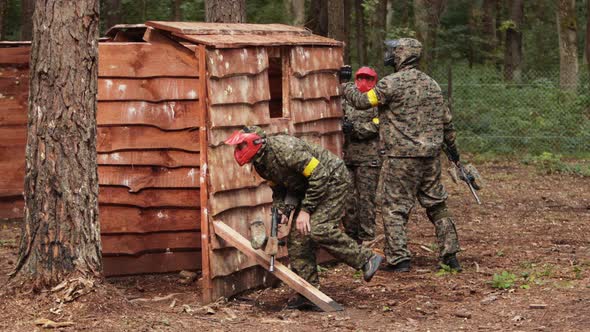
{"left": 212, "top": 220, "right": 343, "bottom": 312}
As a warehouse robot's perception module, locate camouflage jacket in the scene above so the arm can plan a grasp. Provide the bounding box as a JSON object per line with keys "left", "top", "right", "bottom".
{"left": 342, "top": 67, "right": 456, "bottom": 157}
{"left": 342, "top": 99, "right": 381, "bottom": 167}
{"left": 252, "top": 134, "right": 346, "bottom": 214}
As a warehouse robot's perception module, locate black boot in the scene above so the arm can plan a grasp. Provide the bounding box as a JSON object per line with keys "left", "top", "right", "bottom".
{"left": 286, "top": 294, "right": 318, "bottom": 310}
{"left": 362, "top": 254, "right": 383, "bottom": 282}
{"left": 380, "top": 259, "right": 411, "bottom": 272}
{"left": 441, "top": 254, "right": 462, "bottom": 272}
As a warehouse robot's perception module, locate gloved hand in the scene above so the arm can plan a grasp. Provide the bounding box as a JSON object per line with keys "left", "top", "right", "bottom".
{"left": 339, "top": 65, "right": 352, "bottom": 82}
{"left": 342, "top": 118, "right": 354, "bottom": 134}
{"left": 445, "top": 144, "right": 460, "bottom": 163}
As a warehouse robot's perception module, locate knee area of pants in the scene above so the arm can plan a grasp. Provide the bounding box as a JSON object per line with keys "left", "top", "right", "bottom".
{"left": 427, "top": 202, "right": 452, "bottom": 221}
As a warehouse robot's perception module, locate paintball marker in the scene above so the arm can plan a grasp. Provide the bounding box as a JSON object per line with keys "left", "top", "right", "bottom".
{"left": 443, "top": 145, "right": 482, "bottom": 205}
{"left": 267, "top": 206, "right": 281, "bottom": 272}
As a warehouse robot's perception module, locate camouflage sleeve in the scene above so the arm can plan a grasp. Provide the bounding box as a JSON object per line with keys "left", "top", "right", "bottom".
{"left": 351, "top": 113, "right": 379, "bottom": 140}
{"left": 342, "top": 76, "right": 399, "bottom": 110}
{"left": 442, "top": 104, "right": 457, "bottom": 148}
{"left": 277, "top": 149, "right": 330, "bottom": 214}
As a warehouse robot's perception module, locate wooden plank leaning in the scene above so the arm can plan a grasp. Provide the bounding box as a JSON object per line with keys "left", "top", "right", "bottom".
{"left": 212, "top": 220, "right": 343, "bottom": 312}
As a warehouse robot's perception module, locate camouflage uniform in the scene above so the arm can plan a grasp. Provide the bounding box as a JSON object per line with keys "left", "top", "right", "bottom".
{"left": 342, "top": 99, "right": 381, "bottom": 242}
{"left": 342, "top": 38, "right": 461, "bottom": 266}
{"left": 251, "top": 132, "right": 374, "bottom": 285}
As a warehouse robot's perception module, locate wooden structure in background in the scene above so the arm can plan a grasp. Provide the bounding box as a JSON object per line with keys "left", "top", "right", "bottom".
{"left": 0, "top": 22, "right": 344, "bottom": 302}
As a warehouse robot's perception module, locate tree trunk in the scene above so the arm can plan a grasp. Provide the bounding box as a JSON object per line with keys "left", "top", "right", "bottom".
{"left": 285, "top": 0, "right": 305, "bottom": 26}
{"left": 556, "top": 0, "right": 578, "bottom": 91}
{"left": 12, "top": 0, "right": 101, "bottom": 291}
{"left": 343, "top": 0, "right": 352, "bottom": 64}
{"left": 355, "top": 0, "right": 366, "bottom": 65}
{"left": 205, "top": 0, "right": 246, "bottom": 23}
{"left": 386, "top": 0, "right": 394, "bottom": 30}
{"left": 21, "top": 0, "right": 35, "bottom": 40}
{"left": 172, "top": 0, "right": 183, "bottom": 20}
{"left": 0, "top": 0, "right": 7, "bottom": 40}
{"left": 371, "top": 0, "right": 388, "bottom": 74}
{"left": 503, "top": 0, "right": 523, "bottom": 82}
{"left": 104, "top": 0, "right": 122, "bottom": 30}
{"left": 306, "top": 0, "right": 328, "bottom": 36}
{"left": 481, "top": 0, "right": 497, "bottom": 60}
{"left": 413, "top": 0, "right": 447, "bottom": 72}
{"left": 327, "top": 0, "right": 346, "bottom": 47}
{"left": 585, "top": 0, "right": 590, "bottom": 69}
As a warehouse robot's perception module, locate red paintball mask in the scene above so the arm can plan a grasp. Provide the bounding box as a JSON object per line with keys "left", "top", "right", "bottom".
{"left": 355, "top": 66, "right": 378, "bottom": 93}
{"left": 224, "top": 130, "right": 264, "bottom": 166}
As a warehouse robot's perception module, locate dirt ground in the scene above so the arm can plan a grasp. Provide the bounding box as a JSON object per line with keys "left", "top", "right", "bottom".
{"left": 1, "top": 161, "right": 589, "bottom": 332}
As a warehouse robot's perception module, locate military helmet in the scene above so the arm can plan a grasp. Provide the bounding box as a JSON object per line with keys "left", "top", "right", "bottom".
{"left": 383, "top": 38, "right": 422, "bottom": 70}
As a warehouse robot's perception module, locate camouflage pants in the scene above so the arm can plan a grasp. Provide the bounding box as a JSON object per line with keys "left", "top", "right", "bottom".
{"left": 288, "top": 165, "right": 374, "bottom": 285}
{"left": 377, "top": 156, "right": 460, "bottom": 265}
{"left": 343, "top": 165, "right": 380, "bottom": 242}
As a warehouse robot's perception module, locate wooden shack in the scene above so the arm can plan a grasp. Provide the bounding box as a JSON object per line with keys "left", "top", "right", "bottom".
{"left": 0, "top": 22, "right": 344, "bottom": 302}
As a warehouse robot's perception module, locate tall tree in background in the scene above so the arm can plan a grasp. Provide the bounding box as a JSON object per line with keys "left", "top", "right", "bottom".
{"left": 503, "top": 0, "right": 523, "bottom": 82}
{"left": 206, "top": 0, "right": 246, "bottom": 23}
{"left": 0, "top": 0, "right": 7, "bottom": 39}
{"left": 104, "top": 0, "right": 122, "bottom": 29}
{"left": 370, "top": 0, "right": 388, "bottom": 74}
{"left": 556, "top": 0, "right": 578, "bottom": 91}
{"left": 586, "top": 0, "right": 589, "bottom": 69}
{"left": 306, "top": 0, "right": 328, "bottom": 36}
{"left": 481, "top": 0, "right": 498, "bottom": 61}
{"left": 285, "top": 0, "right": 305, "bottom": 26}
{"left": 343, "top": 0, "right": 352, "bottom": 64}
{"left": 327, "top": 0, "right": 347, "bottom": 60}
{"left": 11, "top": 0, "right": 101, "bottom": 291}
{"left": 355, "top": 0, "right": 367, "bottom": 65}
{"left": 20, "top": 0, "right": 34, "bottom": 40}
{"left": 413, "top": 0, "right": 447, "bottom": 72}
{"left": 173, "top": 0, "right": 183, "bottom": 20}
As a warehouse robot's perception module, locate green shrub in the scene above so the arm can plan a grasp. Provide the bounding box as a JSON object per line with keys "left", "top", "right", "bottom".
{"left": 490, "top": 271, "right": 517, "bottom": 289}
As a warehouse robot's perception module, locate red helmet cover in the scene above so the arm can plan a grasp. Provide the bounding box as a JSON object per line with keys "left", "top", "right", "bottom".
{"left": 355, "top": 66, "right": 378, "bottom": 93}
{"left": 224, "top": 130, "right": 264, "bottom": 166}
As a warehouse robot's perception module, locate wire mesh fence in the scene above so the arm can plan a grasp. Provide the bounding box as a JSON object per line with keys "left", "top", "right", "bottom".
{"left": 431, "top": 64, "right": 590, "bottom": 156}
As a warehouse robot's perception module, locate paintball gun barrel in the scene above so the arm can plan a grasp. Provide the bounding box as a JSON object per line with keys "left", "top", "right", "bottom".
{"left": 443, "top": 145, "right": 482, "bottom": 205}
{"left": 269, "top": 207, "right": 280, "bottom": 272}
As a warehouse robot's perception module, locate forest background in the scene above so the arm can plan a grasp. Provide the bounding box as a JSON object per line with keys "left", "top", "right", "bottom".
{"left": 1, "top": 0, "right": 589, "bottom": 159}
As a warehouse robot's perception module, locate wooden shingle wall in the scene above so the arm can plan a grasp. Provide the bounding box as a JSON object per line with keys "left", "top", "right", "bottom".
{"left": 98, "top": 42, "right": 202, "bottom": 276}
{"left": 0, "top": 41, "right": 203, "bottom": 275}
{"left": 204, "top": 45, "right": 343, "bottom": 301}
{"left": 0, "top": 45, "right": 29, "bottom": 219}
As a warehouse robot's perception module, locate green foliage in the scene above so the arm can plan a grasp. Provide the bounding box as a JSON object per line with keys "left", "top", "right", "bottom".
{"left": 431, "top": 64, "right": 590, "bottom": 156}
{"left": 490, "top": 271, "right": 516, "bottom": 289}
{"left": 435, "top": 263, "right": 458, "bottom": 276}
{"left": 523, "top": 152, "right": 590, "bottom": 176}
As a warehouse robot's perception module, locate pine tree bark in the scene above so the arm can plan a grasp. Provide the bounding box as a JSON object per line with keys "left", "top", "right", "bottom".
{"left": 371, "top": 0, "right": 388, "bottom": 74}
{"left": 355, "top": 0, "right": 367, "bottom": 65}
{"left": 556, "top": 0, "right": 578, "bottom": 91}
{"left": 327, "top": 0, "right": 346, "bottom": 54}
{"left": 585, "top": 0, "right": 589, "bottom": 69}
{"left": 0, "top": 0, "right": 7, "bottom": 40}
{"left": 306, "top": 0, "right": 328, "bottom": 36}
{"left": 285, "top": 0, "right": 305, "bottom": 26}
{"left": 11, "top": 0, "right": 101, "bottom": 291}
{"left": 343, "top": 0, "right": 352, "bottom": 64}
{"left": 172, "top": 0, "right": 183, "bottom": 21}
{"left": 104, "top": 0, "right": 122, "bottom": 30}
{"left": 503, "top": 0, "right": 523, "bottom": 82}
{"left": 481, "top": 0, "right": 497, "bottom": 60}
{"left": 21, "top": 0, "right": 35, "bottom": 40}
{"left": 413, "top": 0, "right": 447, "bottom": 73}
{"left": 205, "top": 0, "right": 246, "bottom": 23}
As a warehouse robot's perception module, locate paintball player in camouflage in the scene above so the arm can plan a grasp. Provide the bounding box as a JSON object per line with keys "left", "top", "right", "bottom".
{"left": 225, "top": 126, "right": 383, "bottom": 309}
{"left": 342, "top": 38, "right": 463, "bottom": 272}
{"left": 342, "top": 67, "right": 381, "bottom": 243}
